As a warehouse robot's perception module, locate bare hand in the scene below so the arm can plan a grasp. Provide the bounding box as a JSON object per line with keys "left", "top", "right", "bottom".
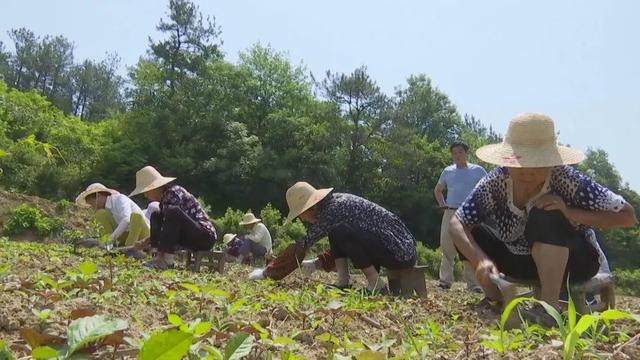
{"left": 533, "top": 194, "right": 567, "bottom": 214}
{"left": 475, "top": 259, "right": 498, "bottom": 290}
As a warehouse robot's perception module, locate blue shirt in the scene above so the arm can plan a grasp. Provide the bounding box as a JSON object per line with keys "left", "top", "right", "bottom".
{"left": 438, "top": 163, "right": 487, "bottom": 208}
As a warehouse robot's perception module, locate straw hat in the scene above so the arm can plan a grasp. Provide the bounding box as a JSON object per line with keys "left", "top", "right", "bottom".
{"left": 476, "top": 113, "right": 585, "bottom": 168}
{"left": 129, "top": 166, "right": 176, "bottom": 197}
{"left": 75, "top": 183, "right": 118, "bottom": 207}
{"left": 222, "top": 233, "right": 237, "bottom": 245}
{"left": 285, "top": 182, "right": 334, "bottom": 221}
{"left": 239, "top": 212, "right": 261, "bottom": 226}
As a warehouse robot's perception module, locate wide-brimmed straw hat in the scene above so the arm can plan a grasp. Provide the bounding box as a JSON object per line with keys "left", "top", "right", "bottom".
{"left": 239, "top": 212, "right": 261, "bottom": 226}
{"left": 223, "top": 233, "right": 237, "bottom": 245}
{"left": 476, "top": 113, "right": 585, "bottom": 168}
{"left": 286, "top": 182, "right": 334, "bottom": 221}
{"left": 75, "top": 183, "right": 118, "bottom": 207}
{"left": 129, "top": 166, "right": 176, "bottom": 197}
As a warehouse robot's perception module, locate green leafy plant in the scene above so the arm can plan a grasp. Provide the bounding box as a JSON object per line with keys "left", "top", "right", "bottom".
{"left": 486, "top": 295, "right": 640, "bottom": 360}
{"left": 139, "top": 329, "right": 194, "bottom": 360}
{"left": 0, "top": 339, "right": 16, "bottom": 360}
{"left": 30, "top": 315, "right": 128, "bottom": 359}
{"left": 3, "top": 204, "right": 64, "bottom": 237}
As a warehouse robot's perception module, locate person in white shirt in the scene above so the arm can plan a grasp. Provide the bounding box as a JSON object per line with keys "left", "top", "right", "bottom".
{"left": 76, "top": 183, "right": 150, "bottom": 248}
{"left": 237, "top": 212, "right": 272, "bottom": 264}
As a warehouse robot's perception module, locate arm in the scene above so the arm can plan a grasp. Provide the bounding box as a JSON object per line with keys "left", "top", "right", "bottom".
{"left": 434, "top": 183, "right": 447, "bottom": 208}
{"left": 110, "top": 196, "right": 133, "bottom": 242}
{"left": 448, "top": 215, "right": 499, "bottom": 289}
{"left": 537, "top": 198, "right": 637, "bottom": 229}
{"left": 448, "top": 216, "right": 488, "bottom": 270}
{"left": 263, "top": 243, "right": 307, "bottom": 280}
{"left": 539, "top": 167, "right": 637, "bottom": 229}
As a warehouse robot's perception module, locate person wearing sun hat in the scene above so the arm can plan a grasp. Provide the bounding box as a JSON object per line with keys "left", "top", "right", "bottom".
{"left": 129, "top": 166, "right": 217, "bottom": 269}
{"left": 249, "top": 182, "right": 418, "bottom": 294}
{"left": 75, "top": 183, "right": 150, "bottom": 249}
{"left": 236, "top": 211, "right": 273, "bottom": 264}
{"left": 222, "top": 233, "right": 244, "bottom": 261}
{"left": 449, "top": 113, "right": 637, "bottom": 320}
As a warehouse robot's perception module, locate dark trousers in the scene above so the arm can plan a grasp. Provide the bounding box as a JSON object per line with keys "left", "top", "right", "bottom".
{"left": 459, "top": 208, "right": 599, "bottom": 283}
{"left": 328, "top": 224, "right": 416, "bottom": 271}
{"left": 239, "top": 236, "right": 267, "bottom": 258}
{"left": 150, "top": 206, "right": 215, "bottom": 254}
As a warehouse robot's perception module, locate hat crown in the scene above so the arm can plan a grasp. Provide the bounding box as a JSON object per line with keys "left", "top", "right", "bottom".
{"left": 135, "top": 166, "right": 164, "bottom": 188}
{"left": 241, "top": 212, "right": 258, "bottom": 223}
{"left": 504, "top": 113, "right": 557, "bottom": 146}
{"left": 85, "top": 183, "right": 110, "bottom": 192}
{"left": 286, "top": 182, "right": 317, "bottom": 210}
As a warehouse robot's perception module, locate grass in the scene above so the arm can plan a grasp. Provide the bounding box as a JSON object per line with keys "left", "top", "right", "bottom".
{"left": 1, "top": 238, "right": 640, "bottom": 359}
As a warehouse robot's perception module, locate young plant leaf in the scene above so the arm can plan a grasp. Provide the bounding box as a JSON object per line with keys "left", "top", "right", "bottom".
{"left": 138, "top": 330, "right": 193, "bottom": 360}
{"left": 224, "top": 332, "right": 254, "bottom": 360}
{"left": 78, "top": 261, "right": 97, "bottom": 276}
{"left": 66, "top": 315, "right": 128, "bottom": 355}
{"left": 167, "top": 314, "right": 183, "bottom": 327}
{"left": 31, "top": 346, "right": 59, "bottom": 359}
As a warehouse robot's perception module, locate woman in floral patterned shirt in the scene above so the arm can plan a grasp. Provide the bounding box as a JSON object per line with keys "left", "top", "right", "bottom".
{"left": 249, "top": 182, "right": 417, "bottom": 293}
{"left": 129, "top": 166, "right": 217, "bottom": 269}
{"left": 449, "top": 113, "right": 637, "bottom": 312}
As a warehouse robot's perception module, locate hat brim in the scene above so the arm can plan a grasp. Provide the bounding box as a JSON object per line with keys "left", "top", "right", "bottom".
{"left": 223, "top": 233, "right": 237, "bottom": 245}
{"left": 476, "top": 143, "right": 585, "bottom": 168}
{"left": 287, "top": 187, "right": 334, "bottom": 222}
{"left": 239, "top": 219, "right": 261, "bottom": 226}
{"left": 75, "top": 188, "right": 118, "bottom": 207}
{"left": 129, "top": 177, "right": 176, "bottom": 197}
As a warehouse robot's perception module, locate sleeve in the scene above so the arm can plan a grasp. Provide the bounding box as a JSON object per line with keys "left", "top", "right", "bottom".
{"left": 559, "top": 167, "right": 626, "bottom": 212}
{"left": 248, "top": 225, "right": 271, "bottom": 250}
{"left": 455, "top": 174, "right": 495, "bottom": 226}
{"left": 299, "top": 222, "right": 332, "bottom": 249}
{"left": 110, "top": 196, "right": 133, "bottom": 242}
{"left": 437, "top": 169, "right": 447, "bottom": 186}
{"left": 161, "top": 188, "right": 182, "bottom": 210}
{"left": 263, "top": 243, "right": 307, "bottom": 280}
{"left": 144, "top": 202, "right": 160, "bottom": 221}
{"left": 477, "top": 165, "right": 488, "bottom": 178}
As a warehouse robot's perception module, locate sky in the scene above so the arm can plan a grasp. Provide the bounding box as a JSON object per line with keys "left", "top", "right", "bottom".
{"left": 1, "top": 0, "right": 639, "bottom": 191}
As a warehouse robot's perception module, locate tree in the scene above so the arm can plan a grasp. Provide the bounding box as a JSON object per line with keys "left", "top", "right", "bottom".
{"left": 0, "top": 41, "right": 10, "bottom": 83}
{"left": 238, "top": 44, "right": 312, "bottom": 133}
{"left": 318, "top": 66, "right": 390, "bottom": 194}
{"left": 68, "top": 55, "right": 125, "bottom": 121}
{"left": 579, "top": 148, "right": 623, "bottom": 193}
{"left": 394, "top": 75, "right": 462, "bottom": 144}
{"left": 6, "top": 28, "right": 38, "bottom": 90}
{"left": 147, "top": 0, "right": 222, "bottom": 93}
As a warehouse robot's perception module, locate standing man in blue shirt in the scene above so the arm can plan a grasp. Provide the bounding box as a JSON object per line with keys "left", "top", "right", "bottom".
{"left": 434, "top": 141, "right": 487, "bottom": 290}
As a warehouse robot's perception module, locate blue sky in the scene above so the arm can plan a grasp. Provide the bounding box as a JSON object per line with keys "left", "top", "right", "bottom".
{"left": 1, "top": 0, "right": 638, "bottom": 191}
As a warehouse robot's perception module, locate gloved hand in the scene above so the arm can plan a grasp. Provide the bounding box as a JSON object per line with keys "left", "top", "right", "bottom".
{"left": 249, "top": 268, "right": 265, "bottom": 280}
{"left": 301, "top": 259, "right": 319, "bottom": 276}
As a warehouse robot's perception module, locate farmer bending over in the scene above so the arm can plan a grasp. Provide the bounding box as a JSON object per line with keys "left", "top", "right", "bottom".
{"left": 449, "top": 113, "right": 637, "bottom": 322}
{"left": 249, "top": 182, "right": 417, "bottom": 294}
{"left": 236, "top": 211, "right": 273, "bottom": 264}
{"left": 129, "top": 166, "right": 217, "bottom": 269}
{"left": 75, "top": 183, "right": 149, "bottom": 251}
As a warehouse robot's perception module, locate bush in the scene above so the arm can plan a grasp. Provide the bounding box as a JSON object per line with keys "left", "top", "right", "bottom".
{"left": 213, "top": 207, "right": 245, "bottom": 237}
{"left": 416, "top": 242, "right": 462, "bottom": 280}
{"left": 614, "top": 269, "right": 640, "bottom": 297}
{"left": 3, "top": 204, "right": 64, "bottom": 237}
{"left": 259, "top": 203, "right": 306, "bottom": 252}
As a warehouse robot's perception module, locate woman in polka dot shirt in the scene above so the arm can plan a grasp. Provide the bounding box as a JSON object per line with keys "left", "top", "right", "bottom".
{"left": 449, "top": 113, "right": 637, "bottom": 312}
